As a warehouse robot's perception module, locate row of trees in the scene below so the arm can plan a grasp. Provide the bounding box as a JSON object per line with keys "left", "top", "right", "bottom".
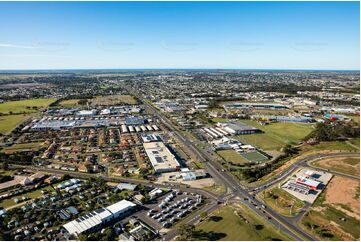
{"left": 305, "top": 120, "right": 359, "bottom": 142}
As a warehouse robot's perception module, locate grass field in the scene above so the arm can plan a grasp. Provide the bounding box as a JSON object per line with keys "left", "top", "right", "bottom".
{"left": 195, "top": 205, "right": 292, "bottom": 241}
{"left": 217, "top": 150, "right": 248, "bottom": 165}
{"left": 259, "top": 187, "right": 305, "bottom": 217}
{"left": 240, "top": 151, "right": 269, "bottom": 163}
{"left": 0, "top": 114, "right": 30, "bottom": 135}
{"left": 236, "top": 120, "right": 314, "bottom": 151}
{"left": 312, "top": 157, "right": 360, "bottom": 177}
{"left": 2, "top": 142, "right": 43, "bottom": 154}
{"left": 303, "top": 141, "right": 356, "bottom": 152}
{"left": 0, "top": 186, "right": 55, "bottom": 209}
{"left": 0, "top": 98, "right": 56, "bottom": 114}
{"left": 211, "top": 118, "right": 229, "bottom": 123}
{"left": 58, "top": 99, "right": 81, "bottom": 107}
{"left": 90, "top": 95, "right": 137, "bottom": 105}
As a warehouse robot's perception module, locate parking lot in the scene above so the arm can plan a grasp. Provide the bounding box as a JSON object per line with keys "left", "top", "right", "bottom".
{"left": 132, "top": 190, "right": 203, "bottom": 232}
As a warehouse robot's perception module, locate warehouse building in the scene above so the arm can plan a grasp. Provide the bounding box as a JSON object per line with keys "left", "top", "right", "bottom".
{"left": 63, "top": 200, "right": 136, "bottom": 236}
{"left": 216, "top": 122, "right": 260, "bottom": 135}
{"left": 143, "top": 142, "right": 180, "bottom": 173}
{"left": 224, "top": 102, "right": 289, "bottom": 111}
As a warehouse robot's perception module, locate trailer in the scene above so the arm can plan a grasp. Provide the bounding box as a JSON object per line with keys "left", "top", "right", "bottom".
{"left": 146, "top": 125, "right": 153, "bottom": 131}
{"left": 152, "top": 125, "right": 159, "bottom": 131}
{"left": 135, "top": 126, "right": 141, "bottom": 132}
{"left": 140, "top": 125, "right": 147, "bottom": 132}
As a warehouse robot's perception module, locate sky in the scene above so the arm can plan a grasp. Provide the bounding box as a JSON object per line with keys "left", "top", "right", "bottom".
{"left": 0, "top": 1, "right": 359, "bottom": 70}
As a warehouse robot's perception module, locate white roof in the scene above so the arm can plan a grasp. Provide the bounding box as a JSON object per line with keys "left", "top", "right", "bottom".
{"left": 106, "top": 200, "right": 136, "bottom": 215}
{"left": 63, "top": 200, "right": 135, "bottom": 235}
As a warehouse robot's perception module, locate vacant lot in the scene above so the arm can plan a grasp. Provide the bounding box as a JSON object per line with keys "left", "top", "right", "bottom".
{"left": 313, "top": 157, "right": 360, "bottom": 177}
{"left": 195, "top": 205, "right": 291, "bottom": 241}
{"left": 90, "top": 95, "right": 137, "bottom": 105}
{"left": 237, "top": 120, "right": 314, "bottom": 151}
{"left": 0, "top": 114, "right": 30, "bottom": 135}
{"left": 217, "top": 150, "right": 248, "bottom": 165}
{"left": 301, "top": 176, "right": 360, "bottom": 240}
{"left": 259, "top": 187, "right": 304, "bottom": 217}
{"left": 58, "top": 99, "right": 81, "bottom": 107}
{"left": 0, "top": 98, "right": 56, "bottom": 114}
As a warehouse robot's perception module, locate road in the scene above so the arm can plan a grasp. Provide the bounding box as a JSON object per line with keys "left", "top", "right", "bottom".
{"left": 130, "top": 90, "right": 317, "bottom": 241}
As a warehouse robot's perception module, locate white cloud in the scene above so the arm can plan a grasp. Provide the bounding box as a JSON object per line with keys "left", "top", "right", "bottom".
{"left": 0, "top": 43, "right": 38, "bottom": 49}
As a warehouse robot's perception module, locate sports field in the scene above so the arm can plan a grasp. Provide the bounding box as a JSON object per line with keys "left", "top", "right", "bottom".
{"left": 240, "top": 151, "right": 268, "bottom": 163}
{"left": 217, "top": 150, "right": 248, "bottom": 165}
{"left": 0, "top": 98, "right": 56, "bottom": 114}
{"left": 195, "top": 205, "right": 291, "bottom": 241}
{"left": 0, "top": 114, "right": 30, "bottom": 135}
{"left": 236, "top": 120, "right": 314, "bottom": 151}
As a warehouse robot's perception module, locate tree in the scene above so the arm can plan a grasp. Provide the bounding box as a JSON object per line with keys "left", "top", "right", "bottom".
{"left": 177, "top": 224, "right": 196, "bottom": 241}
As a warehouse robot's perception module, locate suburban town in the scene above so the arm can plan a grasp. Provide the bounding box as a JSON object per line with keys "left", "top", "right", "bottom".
{"left": 0, "top": 70, "right": 359, "bottom": 241}
{"left": 0, "top": 1, "right": 360, "bottom": 241}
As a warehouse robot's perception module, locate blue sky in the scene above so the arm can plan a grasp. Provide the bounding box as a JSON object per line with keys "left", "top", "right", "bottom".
{"left": 0, "top": 1, "right": 359, "bottom": 70}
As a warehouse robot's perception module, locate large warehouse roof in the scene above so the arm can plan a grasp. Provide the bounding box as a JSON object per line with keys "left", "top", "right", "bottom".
{"left": 143, "top": 142, "right": 180, "bottom": 173}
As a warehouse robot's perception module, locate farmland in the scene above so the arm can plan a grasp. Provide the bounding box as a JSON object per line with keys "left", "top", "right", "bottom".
{"left": 0, "top": 98, "right": 56, "bottom": 114}
{"left": 58, "top": 99, "right": 81, "bottom": 108}
{"left": 195, "top": 204, "right": 292, "bottom": 241}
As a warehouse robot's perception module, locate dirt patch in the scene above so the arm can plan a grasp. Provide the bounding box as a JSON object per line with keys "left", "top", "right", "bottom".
{"left": 315, "top": 157, "right": 360, "bottom": 176}
{"left": 325, "top": 176, "right": 360, "bottom": 218}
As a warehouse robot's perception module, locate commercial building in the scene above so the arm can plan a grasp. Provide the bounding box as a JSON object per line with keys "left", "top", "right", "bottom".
{"left": 143, "top": 142, "right": 180, "bottom": 173}
{"left": 63, "top": 200, "right": 136, "bottom": 236}
{"left": 296, "top": 176, "right": 320, "bottom": 190}
{"left": 141, "top": 134, "right": 161, "bottom": 143}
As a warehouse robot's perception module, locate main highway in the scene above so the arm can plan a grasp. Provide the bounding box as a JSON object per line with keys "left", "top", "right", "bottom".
{"left": 130, "top": 89, "right": 317, "bottom": 241}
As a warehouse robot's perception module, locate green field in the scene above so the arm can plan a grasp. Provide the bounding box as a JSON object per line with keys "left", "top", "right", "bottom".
{"left": 211, "top": 118, "right": 229, "bottom": 123}
{"left": 0, "top": 186, "right": 55, "bottom": 209}
{"left": 260, "top": 187, "right": 305, "bottom": 217}
{"left": 217, "top": 150, "right": 248, "bottom": 165}
{"left": 240, "top": 151, "right": 269, "bottom": 163}
{"left": 0, "top": 114, "right": 30, "bottom": 135}
{"left": 2, "top": 142, "right": 43, "bottom": 153}
{"left": 195, "top": 205, "right": 292, "bottom": 241}
{"left": 236, "top": 120, "right": 314, "bottom": 151}
{"left": 236, "top": 133, "right": 285, "bottom": 151}
{"left": 307, "top": 141, "right": 356, "bottom": 152}
{"left": 0, "top": 98, "right": 56, "bottom": 114}
{"left": 59, "top": 99, "right": 81, "bottom": 107}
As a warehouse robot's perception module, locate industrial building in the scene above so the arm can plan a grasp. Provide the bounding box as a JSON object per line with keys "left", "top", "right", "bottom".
{"left": 252, "top": 115, "right": 315, "bottom": 123}
{"left": 143, "top": 142, "right": 180, "bottom": 173}
{"left": 63, "top": 200, "right": 136, "bottom": 236}
{"left": 224, "top": 102, "right": 289, "bottom": 111}
{"left": 141, "top": 134, "right": 161, "bottom": 143}
{"left": 216, "top": 122, "right": 260, "bottom": 135}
